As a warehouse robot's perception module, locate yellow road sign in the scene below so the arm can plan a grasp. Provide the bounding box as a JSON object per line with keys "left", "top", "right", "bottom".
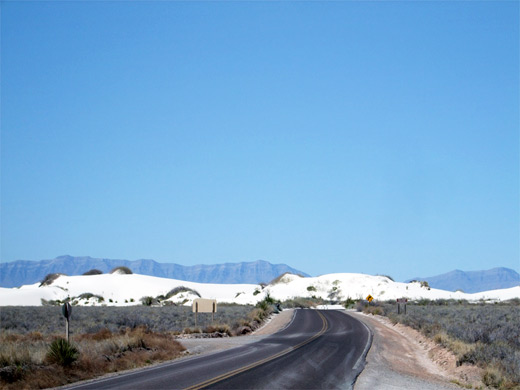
{"left": 366, "top": 295, "right": 374, "bottom": 302}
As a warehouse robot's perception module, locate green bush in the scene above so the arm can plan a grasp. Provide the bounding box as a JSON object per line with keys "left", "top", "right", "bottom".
{"left": 46, "top": 338, "right": 79, "bottom": 367}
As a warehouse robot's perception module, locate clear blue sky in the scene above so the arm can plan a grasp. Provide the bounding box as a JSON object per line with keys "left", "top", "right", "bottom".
{"left": 1, "top": 1, "right": 518, "bottom": 281}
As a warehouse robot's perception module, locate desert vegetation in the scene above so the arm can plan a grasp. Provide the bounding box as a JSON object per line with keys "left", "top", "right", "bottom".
{"left": 359, "top": 299, "right": 520, "bottom": 390}
{"left": 109, "top": 266, "right": 133, "bottom": 274}
{"left": 0, "top": 300, "right": 281, "bottom": 388}
{"left": 0, "top": 304, "right": 254, "bottom": 335}
{"left": 82, "top": 269, "right": 103, "bottom": 275}
{"left": 0, "top": 326, "right": 186, "bottom": 389}
{"left": 39, "top": 273, "right": 66, "bottom": 287}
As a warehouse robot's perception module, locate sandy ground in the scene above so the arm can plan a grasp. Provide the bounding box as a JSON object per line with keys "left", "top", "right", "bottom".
{"left": 352, "top": 312, "right": 484, "bottom": 390}
{"left": 178, "top": 309, "right": 295, "bottom": 356}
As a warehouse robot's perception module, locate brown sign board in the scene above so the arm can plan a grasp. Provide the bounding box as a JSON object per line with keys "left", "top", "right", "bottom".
{"left": 192, "top": 298, "right": 217, "bottom": 313}
{"left": 397, "top": 298, "right": 408, "bottom": 303}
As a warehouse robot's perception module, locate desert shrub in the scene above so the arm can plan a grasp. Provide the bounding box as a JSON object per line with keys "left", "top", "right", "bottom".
{"left": 165, "top": 286, "right": 201, "bottom": 299}
{"left": 268, "top": 272, "right": 304, "bottom": 285}
{"left": 0, "top": 325, "right": 186, "bottom": 389}
{"left": 40, "top": 273, "right": 66, "bottom": 287}
{"left": 110, "top": 266, "right": 132, "bottom": 274}
{"left": 263, "top": 293, "right": 276, "bottom": 304}
{"left": 256, "top": 300, "right": 270, "bottom": 312}
{"left": 82, "top": 269, "right": 103, "bottom": 276}
{"left": 282, "top": 297, "right": 324, "bottom": 308}
{"left": 363, "top": 304, "right": 383, "bottom": 316}
{"left": 0, "top": 364, "right": 25, "bottom": 383}
{"left": 140, "top": 296, "right": 158, "bottom": 306}
{"left": 356, "top": 300, "right": 368, "bottom": 312}
{"left": 46, "top": 338, "right": 79, "bottom": 366}
{"left": 183, "top": 327, "right": 202, "bottom": 334}
{"left": 376, "top": 301, "right": 520, "bottom": 389}
{"left": 420, "top": 281, "right": 430, "bottom": 289}
{"left": 307, "top": 286, "right": 317, "bottom": 292}
{"left": 41, "top": 299, "right": 66, "bottom": 306}
{"left": 203, "top": 324, "right": 231, "bottom": 336}
{"left": 81, "top": 328, "right": 112, "bottom": 341}
{"left": 0, "top": 305, "right": 253, "bottom": 335}
{"left": 343, "top": 297, "right": 356, "bottom": 309}
{"left": 77, "top": 293, "right": 104, "bottom": 302}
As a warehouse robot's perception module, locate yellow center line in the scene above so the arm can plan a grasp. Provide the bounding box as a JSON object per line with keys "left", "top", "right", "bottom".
{"left": 184, "top": 311, "right": 328, "bottom": 390}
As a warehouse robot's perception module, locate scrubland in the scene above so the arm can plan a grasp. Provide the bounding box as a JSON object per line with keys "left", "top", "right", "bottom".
{"left": 0, "top": 302, "right": 273, "bottom": 389}
{"left": 1, "top": 304, "right": 253, "bottom": 334}
{"left": 360, "top": 299, "right": 520, "bottom": 390}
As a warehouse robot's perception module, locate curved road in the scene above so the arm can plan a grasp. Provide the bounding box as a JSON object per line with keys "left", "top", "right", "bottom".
{"left": 67, "top": 310, "right": 372, "bottom": 390}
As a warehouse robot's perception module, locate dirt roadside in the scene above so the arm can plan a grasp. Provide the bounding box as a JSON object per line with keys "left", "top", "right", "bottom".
{"left": 351, "top": 312, "right": 485, "bottom": 390}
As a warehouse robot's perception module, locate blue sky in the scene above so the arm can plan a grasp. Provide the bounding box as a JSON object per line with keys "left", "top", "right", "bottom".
{"left": 1, "top": 1, "right": 518, "bottom": 281}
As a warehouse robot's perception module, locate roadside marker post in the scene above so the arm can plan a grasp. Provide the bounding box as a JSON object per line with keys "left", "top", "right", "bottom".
{"left": 61, "top": 302, "right": 72, "bottom": 341}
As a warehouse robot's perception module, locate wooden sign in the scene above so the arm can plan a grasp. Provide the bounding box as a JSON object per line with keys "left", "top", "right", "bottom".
{"left": 192, "top": 299, "right": 217, "bottom": 326}
{"left": 192, "top": 299, "right": 217, "bottom": 313}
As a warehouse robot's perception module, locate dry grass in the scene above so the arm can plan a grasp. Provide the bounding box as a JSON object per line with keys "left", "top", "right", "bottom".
{"left": 0, "top": 327, "right": 185, "bottom": 389}
{"left": 432, "top": 331, "right": 474, "bottom": 358}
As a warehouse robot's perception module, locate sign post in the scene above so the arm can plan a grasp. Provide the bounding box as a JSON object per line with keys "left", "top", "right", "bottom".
{"left": 366, "top": 295, "right": 374, "bottom": 302}
{"left": 62, "top": 302, "right": 72, "bottom": 341}
{"left": 397, "top": 298, "right": 408, "bottom": 314}
{"left": 192, "top": 299, "right": 217, "bottom": 327}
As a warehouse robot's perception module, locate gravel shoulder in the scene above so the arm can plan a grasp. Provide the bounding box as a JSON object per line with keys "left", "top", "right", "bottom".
{"left": 352, "top": 312, "right": 484, "bottom": 390}
{"left": 178, "top": 309, "right": 295, "bottom": 357}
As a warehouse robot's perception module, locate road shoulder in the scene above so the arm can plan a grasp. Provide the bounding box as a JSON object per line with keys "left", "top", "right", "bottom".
{"left": 178, "top": 309, "right": 295, "bottom": 356}
{"left": 351, "top": 312, "right": 481, "bottom": 390}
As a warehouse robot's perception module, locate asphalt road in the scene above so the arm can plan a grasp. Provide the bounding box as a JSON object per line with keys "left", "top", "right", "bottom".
{"left": 67, "top": 309, "right": 372, "bottom": 390}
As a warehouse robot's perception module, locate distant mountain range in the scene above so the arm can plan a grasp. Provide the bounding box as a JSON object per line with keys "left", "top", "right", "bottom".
{"left": 0, "top": 255, "right": 310, "bottom": 288}
{"left": 407, "top": 267, "right": 520, "bottom": 293}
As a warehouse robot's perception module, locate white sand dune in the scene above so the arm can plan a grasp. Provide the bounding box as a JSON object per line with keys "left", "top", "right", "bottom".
{"left": 0, "top": 272, "right": 518, "bottom": 306}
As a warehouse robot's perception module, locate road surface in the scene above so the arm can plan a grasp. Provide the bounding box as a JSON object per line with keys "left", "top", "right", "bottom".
{"left": 67, "top": 309, "right": 372, "bottom": 390}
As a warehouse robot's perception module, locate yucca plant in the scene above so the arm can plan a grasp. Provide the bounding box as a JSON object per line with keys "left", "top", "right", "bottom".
{"left": 46, "top": 338, "right": 79, "bottom": 367}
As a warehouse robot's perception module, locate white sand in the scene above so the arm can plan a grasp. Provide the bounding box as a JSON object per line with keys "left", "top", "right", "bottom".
{"left": 0, "top": 272, "right": 518, "bottom": 306}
